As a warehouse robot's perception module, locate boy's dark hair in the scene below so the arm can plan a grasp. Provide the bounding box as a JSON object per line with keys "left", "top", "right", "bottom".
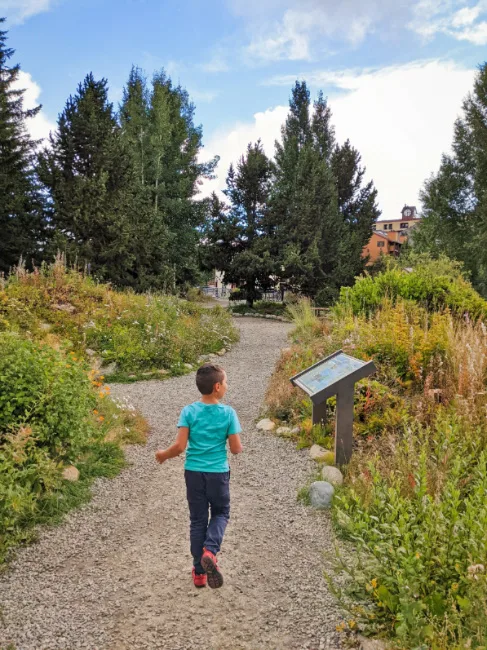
{"left": 196, "top": 364, "right": 225, "bottom": 395}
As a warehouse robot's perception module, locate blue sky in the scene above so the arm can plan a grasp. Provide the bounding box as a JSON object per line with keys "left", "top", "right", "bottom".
{"left": 3, "top": 0, "right": 487, "bottom": 218}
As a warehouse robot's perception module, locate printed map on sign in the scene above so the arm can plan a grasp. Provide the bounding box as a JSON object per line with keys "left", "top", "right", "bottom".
{"left": 295, "top": 353, "right": 365, "bottom": 395}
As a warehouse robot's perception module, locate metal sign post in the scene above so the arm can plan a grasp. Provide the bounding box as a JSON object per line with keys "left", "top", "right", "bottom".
{"left": 290, "top": 350, "right": 376, "bottom": 465}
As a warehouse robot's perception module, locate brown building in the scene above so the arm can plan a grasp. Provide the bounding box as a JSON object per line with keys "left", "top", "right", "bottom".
{"left": 364, "top": 205, "right": 421, "bottom": 263}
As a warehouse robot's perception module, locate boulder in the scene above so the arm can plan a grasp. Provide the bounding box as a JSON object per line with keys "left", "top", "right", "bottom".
{"left": 62, "top": 466, "right": 80, "bottom": 482}
{"left": 321, "top": 465, "right": 344, "bottom": 486}
{"left": 309, "top": 481, "right": 334, "bottom": 509}
{"left": 256, "top": 418, "right": 276, "bottom": 432}
{"left": 309, "top": 444, "right": 329, "bottom": 461}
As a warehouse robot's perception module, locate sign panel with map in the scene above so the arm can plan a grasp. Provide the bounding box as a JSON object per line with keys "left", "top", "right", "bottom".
{"left": 290, "top": 350, "right": 376, "bottom": 464}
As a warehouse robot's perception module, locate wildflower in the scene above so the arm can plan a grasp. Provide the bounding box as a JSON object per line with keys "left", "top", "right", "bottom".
{"left": 99, "top": 392, "right": 105, "bottom": 399}
{"left": 93, "top": 409, "right": 99, "bottom": 415}
{"left": 348, "top": 620, "right": 357, "bottom": 630}
{"left": 371, "top": 578, "right": 378, "bottom": 589}
{"left": 98, "top": 416, "right": 105, "bottom": 422}
{"left": 415, "top": 552, "right": 421, "bottom": 559}
{"left": 452, "top": 583, "right": 459, "bottom": 591}
{"left": 335, "top": 623, "right": 346, "bottom": 633}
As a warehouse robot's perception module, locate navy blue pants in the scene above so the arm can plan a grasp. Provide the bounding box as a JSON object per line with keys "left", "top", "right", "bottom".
{"left": 185, "top": 470, "right": 230, "bottom": 575}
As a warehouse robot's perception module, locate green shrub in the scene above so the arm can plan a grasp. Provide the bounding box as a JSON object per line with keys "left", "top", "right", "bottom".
{"left": 0, "top": 332, "right": 97, "bottom": 459}
{"left": 0, "top": 331, "right": 147, "bottom": 562}
{"left": 338, "top": 257, "right": 487, "bottom": 320}
{"left": 333, "top": 416, "right": 487, "bottom": 648}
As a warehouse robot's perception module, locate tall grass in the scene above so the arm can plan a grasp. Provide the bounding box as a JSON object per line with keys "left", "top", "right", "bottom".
{"left": 266, "top": 289, "right": 487, "bottom": 648}
{"left": 286, "top": 298, "right": 321, "bottom": 341}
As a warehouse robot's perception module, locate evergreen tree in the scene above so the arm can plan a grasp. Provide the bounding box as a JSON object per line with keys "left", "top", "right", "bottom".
{"left": 38, "top": 73, "right": 136, "bottom": 285}
{"left": 269, "top": 83, "right": 339, "bottom": 300}
{"left": 331, "top": 139, "right": 380, "bottom": 284}
{"left": 269, "top": 83, "right": 379, "bottom": 304}
{"left": 203, "top": 142, "right": 274, "bottom": 306}
{"left": 416, "top": 62, "right": 487, "bottom": 295}
{"left": 0, "top": 19, "right": 45, "bottom": 274}
{"left": 120, "top": 68, "right": 217, "bottom": 288}
{"left": 119, "top": 67, "right": 169, "bottom": 291}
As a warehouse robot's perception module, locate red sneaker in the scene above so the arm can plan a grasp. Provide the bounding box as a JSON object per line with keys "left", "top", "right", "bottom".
{"left": 201, "top": 548, "right": 224, "bottom": 589}
{"left": 192, "top": 567, "right": 207, "bottom": 588}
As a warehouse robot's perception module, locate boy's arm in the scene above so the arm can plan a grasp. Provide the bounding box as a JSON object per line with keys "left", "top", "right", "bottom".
{"left": 228, "top": 433, "right": 243, "bottom": 455}
{"left": 155, "top": 427, "right": 189, "bottom": 464}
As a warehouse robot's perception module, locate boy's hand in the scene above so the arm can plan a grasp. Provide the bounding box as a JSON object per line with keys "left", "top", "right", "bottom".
{"left": 155, "top": 449, "right": 167, "bottom": 464}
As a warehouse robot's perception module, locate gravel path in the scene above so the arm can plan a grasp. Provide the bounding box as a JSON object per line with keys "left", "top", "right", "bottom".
{"left": 0, "top": 318, "right": 343, "bottom": 650}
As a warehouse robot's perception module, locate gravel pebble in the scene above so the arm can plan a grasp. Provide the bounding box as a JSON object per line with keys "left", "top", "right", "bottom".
{"left": 0, "top": 318, "right": 344, "bottom": 650}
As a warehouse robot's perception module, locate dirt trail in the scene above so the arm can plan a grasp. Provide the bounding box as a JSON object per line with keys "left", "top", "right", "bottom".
{"left": 0, "top": 318, "right": 342, "bottom": 650}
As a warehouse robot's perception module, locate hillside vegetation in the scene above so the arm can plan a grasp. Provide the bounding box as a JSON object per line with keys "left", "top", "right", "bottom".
{"left": 0, "top": 260, "right": 237, "bottom": 561}
{"left": 266, "top": 259, "right": 487, "bottom": 649}
{"left": 1, "top": 259, "right": 238, "bottom": 380}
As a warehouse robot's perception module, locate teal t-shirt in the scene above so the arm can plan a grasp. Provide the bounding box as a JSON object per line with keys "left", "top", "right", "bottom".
{"left": 178, "top": 401, "right": 241, "bottom": 473}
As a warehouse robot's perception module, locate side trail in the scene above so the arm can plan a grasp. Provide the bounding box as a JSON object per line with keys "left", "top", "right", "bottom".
{"left": 0, "top": 318, "right": 343, "bottom": 650}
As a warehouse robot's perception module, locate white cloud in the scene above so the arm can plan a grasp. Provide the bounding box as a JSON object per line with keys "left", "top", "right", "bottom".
{"left": 410, "top": 0, "right": 487, "bottom": 45}
{"left": 202, "top": 60, "right": 475, "bottom": 220}
{"left": 13, "top": 71, "right": 55, "bottom": 144}
{"left": 0, "top": 0, "right": 52, "bottom": 24}
{"left": 234, "top": 0, "right": 487, "bottom": 63}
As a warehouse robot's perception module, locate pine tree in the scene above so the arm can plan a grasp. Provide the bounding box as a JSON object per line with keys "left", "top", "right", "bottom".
{"left": 0, "top": 19, "right": 45, "bottom": 274}
{"left": 270, "top": 82, "right": 339, "bottom": 300}
{"left": 269, "top": 83, "right": 379, "bottom": 304}
{"left": 38, "top": 73, "right": 136, "bottom": 285}
{"left": 203, "top": 143, "right": 275, "bottom": 306}
{"left": 331, "top": 139, "right": 380, "bottom": 284}
{"left": 417, "top": 62, "right": 487, "bottom": 295}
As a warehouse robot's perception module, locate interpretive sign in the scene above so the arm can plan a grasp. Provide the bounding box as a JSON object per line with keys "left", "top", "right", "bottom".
{"left": 291, "top": 350, "right": 375, "bottom": 464}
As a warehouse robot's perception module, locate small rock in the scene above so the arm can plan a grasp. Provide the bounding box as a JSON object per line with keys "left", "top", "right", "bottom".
{"left": 291, "top": 426, "right": 300, "bottom": 434}
{"left": 141, "top": 371, "right": 154, "bottom": 377}
{"left": 216, "top": 349, "right": 226, "bottom": 357}
{"left": 358, "top": 636, "right": 388, "bottom": 650}
{"left": 321, "top": 465, "right": 343, "bottom": 486}
{"left": 309, "top": 444, "right": 329, "bottom": 461}
{"left": 157, "top": 369, "right": 169, "bottom": 375}
{"left": 62, "top": 466, "right": 80, "bottom": 482}
{"left": 85, "top": 348, "right": 96, "bottom": 357}
{"left": 276, "top": 426, "right": 291, "bottom": 435}
{"left": 309, "top": 481, "right": 334, "bottom": 509}
{"left": 39, "top": 322, "right": 52, "bottom": 332}
{"left": 256, "top": 418, "right": 276, "bottom": 431}
{"left": 102, "top": 362, "right": 118, "bottom": 376}
{"left": 184, "top": 363, "right": 193, "bottom": 370}
{"left": 53, "top": 302, "right": 75, "bottom": 313}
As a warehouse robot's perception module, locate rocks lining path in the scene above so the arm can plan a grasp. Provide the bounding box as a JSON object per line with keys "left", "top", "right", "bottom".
{"left": 0, "top": 318, "right": 343, "bottom": 650}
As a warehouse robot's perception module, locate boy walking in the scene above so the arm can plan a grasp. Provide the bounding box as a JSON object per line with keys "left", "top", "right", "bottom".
{"left": 155, "top": 364, "right": 243, "bottom": 589}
